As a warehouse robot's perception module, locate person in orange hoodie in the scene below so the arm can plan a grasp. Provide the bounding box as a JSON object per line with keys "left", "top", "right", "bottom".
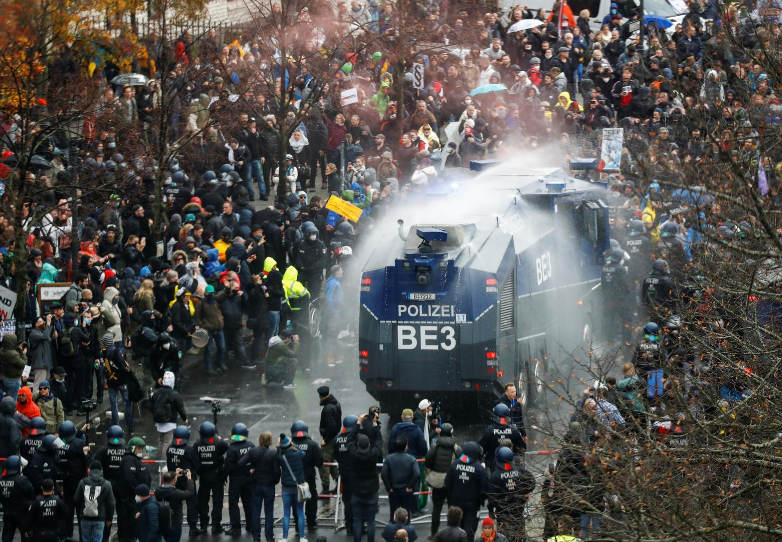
{"left": 548, "top": 0, "right": 576, "bottom": 29}
{"left": 16, "top": 386, "right": 41, "bottom": 437}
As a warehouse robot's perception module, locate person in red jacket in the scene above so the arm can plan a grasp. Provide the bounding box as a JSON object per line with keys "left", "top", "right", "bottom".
{"left": 323, "top": 112, "right": 348, "bottom": 166}
{"left": 16, "top": 386, "right": 41, "bottom": 437}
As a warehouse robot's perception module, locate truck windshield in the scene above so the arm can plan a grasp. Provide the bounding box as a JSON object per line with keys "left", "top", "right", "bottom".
{"left": 642, "top": 0, "right": 681, "bottom": 17}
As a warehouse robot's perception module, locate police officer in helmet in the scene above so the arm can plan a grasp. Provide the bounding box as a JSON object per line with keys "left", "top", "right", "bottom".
{"left": 334, "top": 415, "right": 358, "bottom": 535}
{"left": 444, "top": 441, "right": 488, "bottom": 541}
{"left": 290, "top": 420, "right": 323, "bottom": 532}
{"left": 479, "top": 404, "right": 525, "bottom": 472}
{"left": 0, "top": 455, "right": 34, "bottom": 542}
{"left": 487, "top": 446, "right": 535, "bottom": 537}
{"left": 293, "top": 222, "right": 328, "bottom": 298}
{"left": 601, "top": 247, "right": 632, "bottom": 343}
{"left": 58, "top": 420, "right": 92, "bottom": 541}
{"left": 224, "top": 423, "right": 254, "bottom": 536}
{"left": 94, "top": 425, "right": 126, "bottom": 541}
{"left": 642, "top": 259, "right": 676, "bottom": 325}
{"left": 115, "top": 436, "right": 151, "bottom": 542}
{"left": 166, "top": 425, "right": 202, "bottom": 533}
{"left": 194, "top": 421, "right": 229, "bottom": 534}
{"left": 20, "top": 416, "right": 47, "bottom": 462}
{"left": 26, "top": 434, "right": 62, "bottom": 496}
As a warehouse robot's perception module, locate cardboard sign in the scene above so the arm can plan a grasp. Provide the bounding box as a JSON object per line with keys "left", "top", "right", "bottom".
{"left": 0, "top": 319, "right": 15, "bottom": 338}
{"left": 0, "top": 285, "right": 17, "bottom": 320}
{"left": 326, "top": 195, "right": 363, "bottom": 223}
{"left": 37, "top": 282, "right": 71, "bottom": 314}
{"left": 340, "top": 88, "right": 359, "bottom": 107}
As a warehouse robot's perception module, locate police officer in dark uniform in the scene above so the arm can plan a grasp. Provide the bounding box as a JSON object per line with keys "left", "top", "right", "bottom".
{"left": 624, "top": 219, "right": 653, "bottom": 287}
{"left": 294, "top": 222, "right": 328, "bottom": 298}
{"left": 224, "top": 423, "right": 254, "bottom": 536}
{"left": 20, "top": 416, "right": 47, "bottom": 462}
{"left": 487, "top": 446, "right": 536, "bottom": 539}
{"left": 601, "top": 248, "right": 632, "bottom": 343}
{"left": 194, "top": 421, "right": 229, "bottom": 534}
{"left": 25, "top": 435, "right": 62, "bottom": 496}
{"left": 334, "top": 415, "right": 358, "bottom": 535}
{"left": 165, "top": 171, "right": 194, "bottom": 211}
{"left": 0, "top": 455, "right": 34, "bottom": 542}
{"left": 166, "top": 425, "right": 202, "bottom": 534}
{"left": 115, "top": 437, "right": 151, "bottom": 542}
{"left": 27, "top": 479, "right": 69, "bottom": 542}
{"left": 291, "top": 420, "right": 324, "bottom": 531}
{"left": 479, "top": 404, "right": 525, "bottom": 472}
{"left": 444, "top": 441, "right": 488, "bottom": 541}
{"left": 642, "top": 259, "right": 676, "bottom": 325}
{"left": 58, "top": 420, "right": 91, "bottom": 542}
{"left": 94, "top": 425, "right": 126, "bottom": 541}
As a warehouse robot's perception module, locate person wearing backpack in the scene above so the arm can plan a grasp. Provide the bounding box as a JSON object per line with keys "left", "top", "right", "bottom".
{"left": 102, "top": 332, "right": 135, "bottom": 434}
{"left": 424, "top": 423, "right": 462, "bottom": 539}
{"left": 155, "top": 469, "right": 195, "bottom": 542}
{"left": 74, "top": 460, "right": 116, "bottom": 542}
{"left": 135, "top": 484, "right": 163, "bottom": 542}
{"left": 151, "top": 371, "right": 188, "bottom": 456}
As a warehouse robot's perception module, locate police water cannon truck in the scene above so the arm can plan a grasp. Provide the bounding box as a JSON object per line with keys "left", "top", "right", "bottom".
{"left": 358, "top": 162, "right": 611, "bottom": 414}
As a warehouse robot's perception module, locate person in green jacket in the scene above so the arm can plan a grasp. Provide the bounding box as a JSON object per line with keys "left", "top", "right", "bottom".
{"left": 0, "top": 334, "right": 28, "bottom": 399}
{"left": 369, "top": 81, "right": 392, "bottom": 120}
{"left": 265, "top": 330, "right": 299, "bottom": 389}
{"left": 32, "top": 381, "right": 64, "bottom": 435}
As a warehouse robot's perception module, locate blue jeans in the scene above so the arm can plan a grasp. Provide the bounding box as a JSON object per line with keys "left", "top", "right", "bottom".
{"left": 268, "top": 311, "right": 280, "bottom": 337}
{"left": 2, "top": 379, "right": 20, "bottom": 399}
{"left": 580, "top": 513, "right": 601, "bottom": 540}
{"left": 282, "top": 488, "right": 305, "bottom": 539}
{"left": 203, "top": 329, "right": 226, "bottom": 370}
{"left": 251, "top": 484, "right": 275, "bottom": 541}
{"left": 81, "top": 518, "right": 104, "bottom": 542}
{"left": 251, "top": 159, "right": 266, "bottom": 197}
{"left": 108, "top": 385, "right": 133, "bottom": 429}
{"left": 352, "top": 493, "right": 378, "bottom": 542}
{"left": 164, "top": 524, "right": 182, "bottom": 542}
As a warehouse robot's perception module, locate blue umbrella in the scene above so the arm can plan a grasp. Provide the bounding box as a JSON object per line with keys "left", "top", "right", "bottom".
{"left": 644, "top": 14, "right": 673, "bottom": 28}
{"left": 470, "top": 83, "right": 508, "bottom": 96}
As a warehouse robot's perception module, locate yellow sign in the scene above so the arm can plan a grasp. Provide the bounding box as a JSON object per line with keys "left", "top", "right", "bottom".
{"left": 326, "top": 196, "right": 363, "bottom": 223}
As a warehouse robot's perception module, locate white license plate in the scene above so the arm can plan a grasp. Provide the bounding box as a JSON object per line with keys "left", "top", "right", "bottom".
{"left": 408, "top": 293, "right": 436, "bottom": 301}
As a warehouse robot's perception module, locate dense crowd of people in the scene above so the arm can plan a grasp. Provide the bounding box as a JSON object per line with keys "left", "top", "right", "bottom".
{"left": 0, "top": 0, "right": 778, "bottom": 540}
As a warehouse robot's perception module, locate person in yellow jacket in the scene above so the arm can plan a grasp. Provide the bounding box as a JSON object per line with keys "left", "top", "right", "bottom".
{"left": 214, "top": 227, "right": 233, "bottom": 263}
{"left": 547, "top": 516, "right": 581, "bottom": 542}
{"left": 282, "top": 266, "right": 311, "bottom": 312}
{"left": 642, "top": 193, "right": 665, "bottom": 244}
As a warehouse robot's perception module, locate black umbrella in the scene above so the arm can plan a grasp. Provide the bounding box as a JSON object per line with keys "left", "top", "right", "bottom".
{"left": 1, "top": 153, "right": 17, "bottom": 167}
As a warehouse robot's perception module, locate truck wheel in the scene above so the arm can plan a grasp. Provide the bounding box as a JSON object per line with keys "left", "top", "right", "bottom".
{"left": 309, "top": 302, "right": 321, "bottom": 339}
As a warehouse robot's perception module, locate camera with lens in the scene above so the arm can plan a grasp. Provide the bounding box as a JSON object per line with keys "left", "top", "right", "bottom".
{"left": 368, "top": 406, "right": 381, "bottom": 426}
{"left": 207, "top": 399, "right": 222, "bottom": 415}
{"left": 77, "top": 398, "right": 98, "bottom": 414}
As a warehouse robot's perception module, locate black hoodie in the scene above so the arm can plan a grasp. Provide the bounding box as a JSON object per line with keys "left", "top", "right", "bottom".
{"left": 0, "top": 397, "right": 21, "bottom": 457}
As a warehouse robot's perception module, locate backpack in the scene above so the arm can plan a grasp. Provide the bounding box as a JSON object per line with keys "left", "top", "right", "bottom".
{"left": 83, "top": 484, "right": 102, "bottom": 518}
{"left": 151, "top": 388, "right": 173, "bottom": 424}
{"left": 157, "top": 499, "right": 172, "bottom": 536}
{"left": 59, "top": 327, "right": 76, "bottom": 357}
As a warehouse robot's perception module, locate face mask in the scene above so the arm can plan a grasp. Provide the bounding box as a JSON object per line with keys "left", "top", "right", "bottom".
{"left": 602, "top": 77, "right": 611, "bottom": 82}
{"left": 611, "top": 9, "right": 617, "bottom": 13}
{"left": 108, "top": 142, "right": 116, "bottom": 149}
{"left": 135, "top": 496, "right": 143, "bottom": 503}
{"left": 227, "top": 180, "right": 234, "bottom": 186}
{"left": 85, "top": 318, "right": 91, "bottom": 325}
{"left": 136, "top": 452, "right": 144, "bottom": 458}
{"left": 309, "top": 233, "right": 317, "bottom": 241}
{"left": 464, "top": 99, "right": 472, "bottom": 105}
{"left": 162, "top": 343, "right": 171, "bottom": 350}
{"left": 112, "top": 297, "right": 119, "bottom": 305}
